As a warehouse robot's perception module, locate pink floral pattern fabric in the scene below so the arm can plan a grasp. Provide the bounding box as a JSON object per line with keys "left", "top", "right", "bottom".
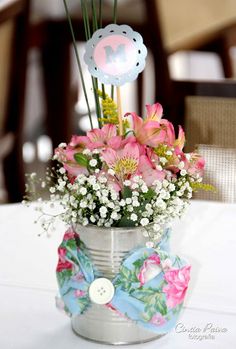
{"left": 56, "top": 228, "right": 191, "bottom": 335}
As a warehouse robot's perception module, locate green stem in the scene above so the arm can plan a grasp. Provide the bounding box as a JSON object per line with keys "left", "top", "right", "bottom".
{"left": 102, "top": 84, "right": 106, "bottom": 99}
{"left": 63, "top": 0, "right": 93, "bottom": 129}
{"left": 81, "top": 0, "right": 91, "bottom": 39}
{"left": 113, "top": 0, "right": 118, "bottom": 23}
{"left": 99, "top": 0, "right": 102, "bottom": 28}
{"left": 91, "top": 0, "right": 98, "bottom": 32}
{"left": 81, "top": 0, "right": 101, "bottom": 127}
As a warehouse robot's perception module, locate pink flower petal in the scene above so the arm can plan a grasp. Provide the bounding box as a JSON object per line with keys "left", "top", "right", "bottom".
{"left": 163, "top": 265, "right": 191, "bottom": 308}
{"left": 102, "top": 124, "right": 117, "bottom": 139}
{"left": 146, "top": 103, "right": 163, "bottom": 121}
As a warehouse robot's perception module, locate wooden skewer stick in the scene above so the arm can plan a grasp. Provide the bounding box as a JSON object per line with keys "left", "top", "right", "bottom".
{"left": 116, "top": 86, "right": 123, "bottom": 135}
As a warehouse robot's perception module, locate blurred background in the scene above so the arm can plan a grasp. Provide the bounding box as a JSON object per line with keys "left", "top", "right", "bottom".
{"left": 1, "top": 0, "right": 236, "bottom": 203}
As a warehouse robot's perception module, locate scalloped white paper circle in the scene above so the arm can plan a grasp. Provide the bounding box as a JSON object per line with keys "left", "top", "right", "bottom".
{"left": 84, "top": 24, "right": 147, "bottom": 86}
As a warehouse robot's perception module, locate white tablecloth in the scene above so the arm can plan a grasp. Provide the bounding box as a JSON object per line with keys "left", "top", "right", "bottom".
{"left": 0, "top": 201, "right": 236, "bottom": 348}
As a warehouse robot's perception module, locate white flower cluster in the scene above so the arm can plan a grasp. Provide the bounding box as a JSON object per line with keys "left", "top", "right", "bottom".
{"left": 45, "top": 167, "right": 193, "bottom": 240}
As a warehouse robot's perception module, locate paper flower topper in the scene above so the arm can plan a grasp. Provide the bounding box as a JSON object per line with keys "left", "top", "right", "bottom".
{"left": 84, "top": 24, "right": 147, "bottom": 86}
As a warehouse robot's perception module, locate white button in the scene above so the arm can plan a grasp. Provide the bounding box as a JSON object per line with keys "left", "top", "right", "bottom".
{"left": 89, "top": 278, "right": 115, "bottom": 305}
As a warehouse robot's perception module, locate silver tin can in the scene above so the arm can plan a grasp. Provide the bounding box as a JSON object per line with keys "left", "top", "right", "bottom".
{"left": 71, "top": 224, "right": 163, "bottom": 345}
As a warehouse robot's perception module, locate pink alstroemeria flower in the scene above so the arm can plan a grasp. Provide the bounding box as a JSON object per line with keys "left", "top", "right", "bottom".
{"left": 186, "top": 153, "right": 205, "bottom": 176}
{"left": 138, "top": 155, "right": 165, "bottom": 186}
{"left": 55, "top": 125, "right": 123, "bottom": 177}
{"left": 174, "top": 126, "right": 185, "bottom": 151}
{"left": 55, "top": 145, "right": 89, "bottom": 177}
{"left": 147, "top": 103, "right": 176, "bottom": 147}
{"left": 163, "top": 265, "right": 191, "bottom": 308}
{"left": 138, "top": 254, "right": 162, "bottom": 286}
{"left": 126, "top": 103, "right": 179, "bottom": 148}
{"left": 74, "top": 124, "right": 122, "bottom": 150}
{"left": 126, "top": 111, "right": 166, "bottom": 148}
{"left": 146, "top": 103, "right": 163, "bottom": 121}
{"left": 150, "top": 313, "right": 166, "bottom": 326}
{"left": 102, "top": 142, "right": 139, "bottom": 181}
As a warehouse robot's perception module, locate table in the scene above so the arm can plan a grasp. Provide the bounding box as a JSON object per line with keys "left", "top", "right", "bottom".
{"left": 0, "top": 200, "right": 236, "bottom": 348}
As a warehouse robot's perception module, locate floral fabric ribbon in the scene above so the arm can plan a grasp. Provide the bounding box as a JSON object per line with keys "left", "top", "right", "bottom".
{"left": 56, "top": 228, "right": 191, "bottom": 334}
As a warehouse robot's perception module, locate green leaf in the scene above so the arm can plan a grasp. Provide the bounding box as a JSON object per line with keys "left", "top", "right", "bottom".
{"left": 143, "top": 188, "right": 156, "bottom": 200}
{"left": 156, "top": 298, "right": 168, "bottom": 316}
{"left": 122, "top": 186, "right": 132, "bottom": 199}
{"left": 142, "top": 311, "right": 152, "bottom": 322}
{"left": 117, "top": 216, "right": 135, "bottom": 227}
{"left": 57, "top": 269, "right": 73, "bottom": 287}
{"left": 120, "top": 266, "right": 131, "bottom": 279}
{"left": 133, "top": 259, "right": 145, "bottom": 269}
{"left": 66, "top": 239, "right": 77, "bottom": 250}
{"left": 74, "top": 153, "right": 88, "bottom": 167}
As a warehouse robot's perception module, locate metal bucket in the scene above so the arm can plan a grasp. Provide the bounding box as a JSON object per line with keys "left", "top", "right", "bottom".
{"left": 71, "top": 224, "right": 163, "bottom": 345}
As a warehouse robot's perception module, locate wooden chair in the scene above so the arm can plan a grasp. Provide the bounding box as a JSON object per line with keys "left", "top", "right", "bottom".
{"left": 28, "top": 0, "right": 236, "bottom": 147}
{"left": 170, "top": 80, "right": 236, "bottom": 202}
{"left": 143, "top": 0, "right": 236, "bottom": 122}
{"left": 195, "top": 144, "right": 236, "bottom": 203}
{"left": 170, "top": 80, "right": 236, "bottom": 148}
{"left": 0, "top": 0, "right": 29, "bottom": 202}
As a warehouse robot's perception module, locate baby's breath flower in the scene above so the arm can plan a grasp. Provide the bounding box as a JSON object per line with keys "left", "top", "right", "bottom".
{"left": 153, "top": 223, "right": 161, "bottom": 232}
{"left": 93, "top": 183, "right": 100, "bottom": 190}
{"left": 80, "top": 200, "right": 87, "bottom": 208}
{"left": 90, "top": 215, "right": 96, "bottom": 223}
{"left": 130, "top": 213, "right": 138, "bottom": 221}
{"left": 101, "top": 189, "right": 109, "bottom": 197}
{"left": 80, "top": 187, "right": 87, "bottom": 195}
{"left": 160, "top": 157, "right": 168, "bottom": 165}
{"left": 127, "top": 205, "right": 134, "bottom": 212}
{"left": 168, "top": 183, "right": 175, "bottom": 192}
{"left": 141, "top": 218, "right": 149, "bottom": 226}
{"left": 108, "top": 169, "right": 115, "bottom": 176}
{"left": 111, "top": 212, "right": 119, "bottom": 220}
{"left": 133, "top": 200, "right": 140, "bottom": 207}
{"left": 82, "top": 148, "right": 91, "bottom": 155}
{"left": 82, "top": 218, "right": 89, "bottom": 226}
{"left": 111, "top": 192, "right": 118, "bottom": 200}
{"left": 99, "top": 206, "right": 108, "bottom": 217}
{"left": 141, "top": 185, "right": 148, "bottom": 193}
{"left": 119, "top": 199, "right": 126, "bottom": 207}
{"left": 92, "top": 149, "right": 100, "bottom": 154}
{"left": 133, "top": 175, "right": 140, "bottom": 183}
{"left": 131, "top": 183, "right": 139, "bottom": 189}
{"left": 89, "top": 159, "right": 97, "bottom": 167}
{"left": 58, "top": 142, "right": 66, "bottom": 148}
{"left": 125, "top": 198, "right": 132, "bottom": 204}
{"left": 132, "top": 191, "right": 139, "bottom": 196}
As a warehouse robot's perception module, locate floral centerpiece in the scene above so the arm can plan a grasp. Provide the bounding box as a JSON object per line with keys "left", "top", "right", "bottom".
{"left": 25, "top": 0, "right": 213, "bottom": 345}
{"left": 44, "top": 102, "right": 205, "bottom": 244}
{"left": 25, "top": 100, "right": 210, "bottom": 344}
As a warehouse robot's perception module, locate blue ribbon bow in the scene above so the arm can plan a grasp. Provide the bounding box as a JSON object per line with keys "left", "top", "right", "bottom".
{"left": 56, "top": 228, "right": 190, "bottom": 335}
